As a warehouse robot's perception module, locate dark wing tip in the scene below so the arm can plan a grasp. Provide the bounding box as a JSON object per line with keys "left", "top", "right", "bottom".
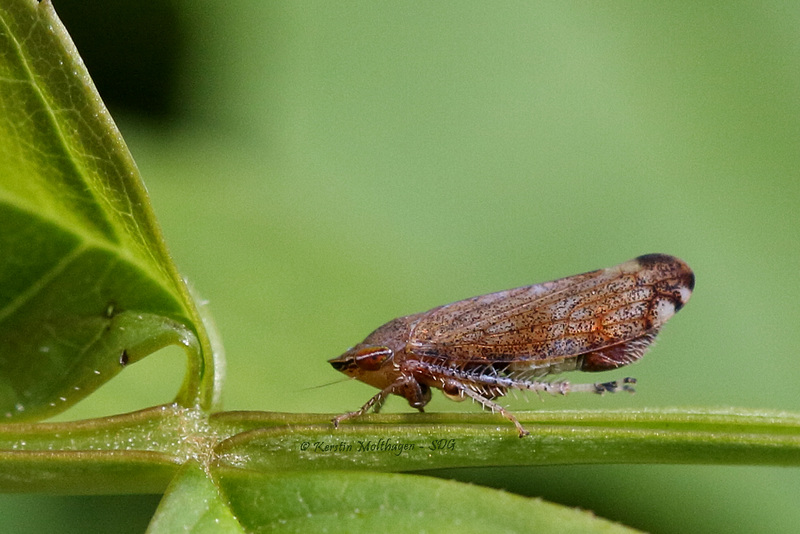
{"left": 633, "top": 254, "right": 694, "bottom": 316}
{"left": 685, "top": 269, "right": 696, "bottom": 292}
{"left": 635, "top": 253, "right": 694, "bottom": 292}
{"left": 635, "top": 253, "right": 679, "bottom": 267}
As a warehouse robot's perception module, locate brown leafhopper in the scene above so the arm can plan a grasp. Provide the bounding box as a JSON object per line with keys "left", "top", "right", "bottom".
{"left": 330, "top": 254, "right": 694, "bottom": 436}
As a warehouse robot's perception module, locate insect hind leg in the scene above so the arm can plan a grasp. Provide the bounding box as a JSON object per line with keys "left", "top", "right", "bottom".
{"left": 479, "top": 372, "right": 637, "bottom": 396}
{"left": 448, "top": 375, "right": 636, "bottom": 437}
{"left": 567, "top": 377, "right": 637, "bottom": 394}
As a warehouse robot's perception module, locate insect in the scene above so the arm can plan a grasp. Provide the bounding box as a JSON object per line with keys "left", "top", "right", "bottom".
{"left": 329, "top": 254, "right": 694, "bottom": 437}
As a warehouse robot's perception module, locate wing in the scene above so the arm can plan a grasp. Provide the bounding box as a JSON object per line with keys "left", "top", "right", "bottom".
{"left": 407, "top": 254, "right": 694, "bottom": 367}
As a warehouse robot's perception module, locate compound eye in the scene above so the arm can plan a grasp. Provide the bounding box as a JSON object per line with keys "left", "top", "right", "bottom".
{"left": 353, "top": 346, "right": 393, "bottom": 371}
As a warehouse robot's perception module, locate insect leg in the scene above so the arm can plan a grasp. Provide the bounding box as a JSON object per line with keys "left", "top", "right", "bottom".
{"left": 514, "top": 377, "right": 637, "bottom": 396}
{"left": 458, "top": 370, "right": 637, "bottom": 397}
{"left": 332, "top": 385, "right": 393, "bottom": 429}
{"left": 439, "top": 372, "right": 636, "bottom": 437}
{"left": 565, "top": 377, "right": 637, "bottom": 394}
{"left": 370, "top": 392, "right": 388, "bottom": 414}
{"left": 450, "top": 382, "right": 531, "bottom": 438}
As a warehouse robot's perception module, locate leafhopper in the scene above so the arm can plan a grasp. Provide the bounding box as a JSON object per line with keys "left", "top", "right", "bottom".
{"left": 330, "top": 254, "right": 694, "bottom": 436}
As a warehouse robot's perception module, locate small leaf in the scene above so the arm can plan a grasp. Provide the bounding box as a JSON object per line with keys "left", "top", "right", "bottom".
{"left": 0, "top": 0, "right": 219, "bottom": 420}
{"left": 148, "top": 462, "right": 242, "bottom": 534}
{"left": 213, "top": 469, "right": 639, "bottom": 533}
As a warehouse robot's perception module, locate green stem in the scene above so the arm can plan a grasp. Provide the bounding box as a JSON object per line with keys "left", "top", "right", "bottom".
{"left": 1, "top": 406, "right": 798, "bottom": 493}
{"left": 211, "top": 407, "right": 800, "bottom": 471}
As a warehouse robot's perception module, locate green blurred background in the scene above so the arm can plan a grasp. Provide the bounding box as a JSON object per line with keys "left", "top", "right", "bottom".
{"left": 4, "top": 1, "right": 800, "bottom": 532}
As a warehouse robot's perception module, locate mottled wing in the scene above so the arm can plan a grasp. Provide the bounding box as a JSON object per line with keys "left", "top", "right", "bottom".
{"left": 407, "top": 254, "right": 694, "bottom": 367}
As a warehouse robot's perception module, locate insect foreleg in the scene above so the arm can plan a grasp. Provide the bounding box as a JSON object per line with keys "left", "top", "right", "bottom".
{"left": 332, "top": 375, "right": 430, "bottom": 428}
{"left": 332, "top": 385, "right": 393, "bottom": 429}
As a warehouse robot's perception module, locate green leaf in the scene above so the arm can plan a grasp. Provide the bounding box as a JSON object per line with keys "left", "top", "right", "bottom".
{"left": 147, "top": 462, "right": 242, "bottom": 533}
{"left": 150, "top": 461, "right": 642, "bottom": 532}
{"left": 0, "top": 0, "right": 220, "bottom": 421}
{"left": 212, "top": 469, "right": 639, "bottom": 533}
